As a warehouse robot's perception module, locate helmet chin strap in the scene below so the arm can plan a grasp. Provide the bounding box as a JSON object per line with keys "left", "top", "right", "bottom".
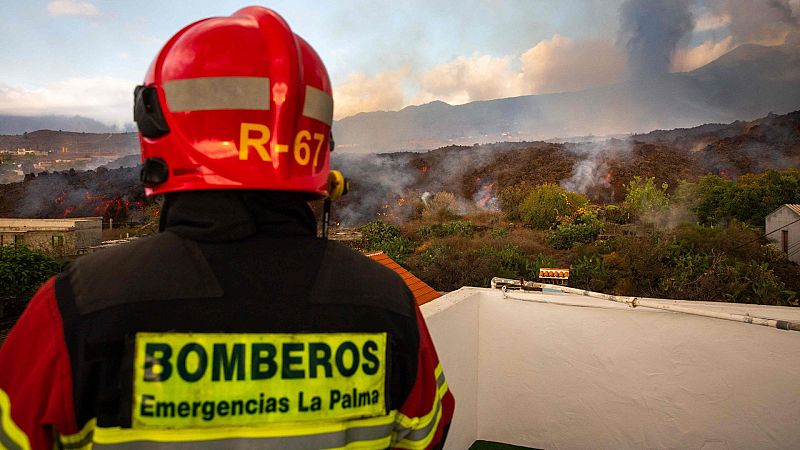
{"left": 322, "top": 170, "right": 349, "bottom": 239}
{"left": 322, "top": 198, "right": 333, "bottom": 239}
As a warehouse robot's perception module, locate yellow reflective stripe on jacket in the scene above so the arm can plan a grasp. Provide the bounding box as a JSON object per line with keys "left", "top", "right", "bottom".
{"left": 0, "top": 388, "right": 31, "bottom": 450}
{"left": 54, "top": 364, "right": 450, "bottom": 450}
{"left": 391, "top": 364, "right": 449, "bottom": 450}
{"left": 58, "top": 418, "right": 96, "bottom": 450}
{"left": 83, "top": 413, "right": 395, "bottom": 449}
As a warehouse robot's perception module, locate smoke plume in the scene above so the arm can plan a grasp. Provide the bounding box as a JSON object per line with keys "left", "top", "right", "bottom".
{"left": 330, "top": 144, "right": 517, "bottom": 226}
{"left": 0, "top": 166, "right": 146, "bottom": 223}
{"left": 618, "top": 0, "right": 695, "bottom": 79}
{"left": 712, "top": 0, "right": 799, "bottom": 45}
{"left": 561, "top": 140, "right": 632, "bottom": 202}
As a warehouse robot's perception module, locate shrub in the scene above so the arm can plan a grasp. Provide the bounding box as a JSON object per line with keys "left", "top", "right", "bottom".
{"left": 417, "top": 220, "right": 476, "bottom": 238}
{"left": 691, "top": 175, "right": 734, "bottom": 225}
{"left": 412, "top": 242, "right": 498, "bottom": 290}
{"left": 602, "top": 204, "right": 628, "bottom": 224}
{"left": 490, "top": 227, "right": 509, "bottom": 238}
{"left": 546, "top": 209, "right": 602, "bottom": 249}
{"left": 475, "top": 245, "right": 532, "bottom": 279}
{"left": 380, "top": 237, "right": 414, "bottom": 265}
{"left": 731, "top": 170, "right": 800, "bottom": 226}
{"left": 547, "top": 222, "right": 602, "bottom": 249}
{"left": 530, "top": 253, "right": 558, "bottom": 278}
{"left": 474, "top": 245, "right": 555, "bottom": 281}
{"left": 705, "top": 259, "right": 788, "bottom": 306}
{"left": 691, "top": 169, "right": 800, "bottom": 226}
{"left": 359, "top": 221, "right": 411, "bottom": 264}
{"left": 360, "top": 221, "right": 402, "bottom": 248}
{"left": 422, "top": 192, "right": 461, "bottom": 221}
{"left": 518, "top": 183, "right": 589, "bottom": 229}
{"left": 570, "top": 255, "right": 612, "bottom": 292}
{"left": 658, "top": 252, "right": 713, "bottom": 295}
{"left": 1, "top": 246, "right": 63, "bottom": 317}
{"left": 622, "top": 176, "right": 670, "bottom": 220}
{"left": 498, "top": 182, "right": 532, "bottom": 221}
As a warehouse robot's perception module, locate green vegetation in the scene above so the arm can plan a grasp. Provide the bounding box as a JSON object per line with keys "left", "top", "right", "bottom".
{"left": 546, "top": 210, "right": 602, "bottom": 249}
{"left": 690, "top": 169, "right": 800, "bottom": 226}
{"left": 358, "top": 220, "right": 413, "bottom": 264}
{"left": 516, "top": 182, "right": 589, "bottom": 229}
{"left": 0, "top": 246, "right": 64, "bottom": 317}
{"left": 417, "top": 220, "right": 476, "bottom": 238}
{"left": 623, "top": 176, "right": 670, "bottom": 219}
{"left": 374, "top": 168, "right": 800, "bottom": 307}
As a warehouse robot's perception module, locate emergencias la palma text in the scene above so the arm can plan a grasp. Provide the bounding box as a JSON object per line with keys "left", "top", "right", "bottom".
{"left": 140, "top": 388, "right": 381, "bottom": 422}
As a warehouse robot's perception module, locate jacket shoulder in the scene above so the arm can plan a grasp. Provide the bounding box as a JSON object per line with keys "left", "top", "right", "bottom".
{"left": 310, "top": 242, "right": 416, "bottom": 318}
{"left": 67, "top": 231, "right": 222, "bottom": 314}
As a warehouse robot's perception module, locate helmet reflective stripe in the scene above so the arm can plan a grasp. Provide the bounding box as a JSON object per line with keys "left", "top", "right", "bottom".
{"left": 303, "top": 86, "right": 333, "bottom": 126}
{"left": 163, "top": 77, "right": 271, "bottom": 112}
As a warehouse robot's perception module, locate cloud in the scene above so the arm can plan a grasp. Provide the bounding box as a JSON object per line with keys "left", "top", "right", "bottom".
{"left": 415, "top": 53, "right": 523, "bottom": 105}
{"left": 693, "top": 12, "right": 732, "bottom": 32}
{"left": 711, "top": 0, "right": 799, "bottom": 45}
{"left": 334, "top": 35, "right": 629, "bottom": 117}
{"left": 519, "top": 35, "right": 627, "bottom": 94}
{"left": 47, "top": 0, "right": 99, "bottom": 16}
{"left": 672, "top": 36, "right": 735, "bottom": 71}
{"left": 0, "top": 77, "right": 133, "bottom": 127}
{"left": 414, "top": 35, "right": 627, "bottom": 104}
{"left": 333, "top": 67, "right": 411, "bottom": 119}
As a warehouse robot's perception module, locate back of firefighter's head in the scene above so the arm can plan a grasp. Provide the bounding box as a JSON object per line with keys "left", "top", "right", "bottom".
{"left": 134, "top": 6, "right": 333, "bottom": 198}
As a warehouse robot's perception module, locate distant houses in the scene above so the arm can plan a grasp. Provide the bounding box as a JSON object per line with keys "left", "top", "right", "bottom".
{"left": 766, "top": 204, "right": 800, "bottom": 264}
{"left": 0, "top": 217, "right": 102, "bottom": 256}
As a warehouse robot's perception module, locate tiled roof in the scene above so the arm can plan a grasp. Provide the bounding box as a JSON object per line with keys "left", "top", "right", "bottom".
{"left": 786, "top": 204, "right": 800, "bottom": 216}
{"left": 365, "top": 251, "right": 442, "bottom": 306}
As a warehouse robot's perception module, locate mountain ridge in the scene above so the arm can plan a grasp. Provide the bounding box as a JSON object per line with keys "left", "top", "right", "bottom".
{"left": 0, "top": 114, "right": 130, "bottom": 135}
{"left": 333, "top": 42, "right": 800, "bottom": 153}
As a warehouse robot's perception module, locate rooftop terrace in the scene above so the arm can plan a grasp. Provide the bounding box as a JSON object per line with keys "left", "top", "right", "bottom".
{"left": 424, "top": 287, "right": 800, "bottom": 449}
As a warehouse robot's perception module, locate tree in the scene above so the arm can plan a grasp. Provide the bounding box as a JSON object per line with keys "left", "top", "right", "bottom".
{"left": 518, "top": 183, "right": 588, "bottom": 229}
{"left": 692, "top": 169, "right": 800, "bottom": 226}
{"left": 623, "top": 176, "right": 670, "bottom": 220}
{"left": 0, "top": 246, "right": 63, "bottom": 317}
{"left": 498, "top": 182, "right": 532, "bottom": 221}
{"left": 359, "top": 221, "right": 412, "bottom": 264}
{"left": 732, "top": 169, "right": 800, "bottom": 226}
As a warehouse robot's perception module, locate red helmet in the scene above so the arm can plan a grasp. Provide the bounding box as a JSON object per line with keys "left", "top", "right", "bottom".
{"left": 134, "top": 6, "right": 333, "bottom": 197}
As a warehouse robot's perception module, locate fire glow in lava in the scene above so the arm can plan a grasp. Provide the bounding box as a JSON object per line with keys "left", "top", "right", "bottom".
{"left": 473, "top": 181, "right": 498, "bottom": 210}
{"left": 54, "top": 190, "right": 145, "bottom": 221}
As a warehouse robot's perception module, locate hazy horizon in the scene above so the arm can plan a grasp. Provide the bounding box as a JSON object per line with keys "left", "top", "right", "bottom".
{"left": 1, "top": 0, "right": 798, "bottom": 129}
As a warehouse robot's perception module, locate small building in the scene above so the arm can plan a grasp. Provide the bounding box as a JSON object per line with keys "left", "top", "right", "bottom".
{"left": 0, "top": 217, "right": 102, "bottom": 256}
{"left": 765, "top": 204, "right": 800, "bottom": 264}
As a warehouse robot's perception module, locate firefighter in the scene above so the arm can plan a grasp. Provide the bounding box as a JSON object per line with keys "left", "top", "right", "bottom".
{"left": 0, "top": 7, "right": 454, "bottom": 449}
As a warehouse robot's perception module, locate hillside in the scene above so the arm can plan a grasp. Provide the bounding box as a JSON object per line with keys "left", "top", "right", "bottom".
{"left": 0, "top": 114, "right": 123, "bottom": 134}
{"left": 0, "top": 166, "right": 144, "bottom": 222}
{"left": 0, "top": 130, "right": 139, "bottom": 154}
{"left": 0, "top": 111, "right": 798, "bottom": 310}
{"left": 333, "top": 110, "right": 800, "bottom": 225}
{"left": 333, "top": 42, "right": 800, "bottom": 152}
{"left": 0, "top": 110, "right": 798, "bottom": 225}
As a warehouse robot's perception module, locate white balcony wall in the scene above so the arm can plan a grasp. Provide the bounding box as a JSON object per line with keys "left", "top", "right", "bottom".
{"left": 422, "top": 288, "right": 800, "bottom": 450}
{"left": 422, "top": 289, "right": 480, "bottom": 450}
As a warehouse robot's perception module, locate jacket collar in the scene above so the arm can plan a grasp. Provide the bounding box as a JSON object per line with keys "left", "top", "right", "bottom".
{"left": 159, "top": 190, "right": 318, "bottom": 242}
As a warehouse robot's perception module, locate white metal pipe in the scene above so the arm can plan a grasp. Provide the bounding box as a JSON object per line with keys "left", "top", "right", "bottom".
{"left": 490, "top": 277, "right": 800, "bottom": 332}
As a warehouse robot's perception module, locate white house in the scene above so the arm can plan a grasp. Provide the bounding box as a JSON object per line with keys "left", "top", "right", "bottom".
{"left": 766, "top": 204, "right": 800, "bottom": 264}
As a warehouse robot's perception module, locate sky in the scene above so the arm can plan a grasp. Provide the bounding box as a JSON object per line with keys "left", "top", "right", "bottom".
{"left": 0, "top": 0, "right": 798, "bottom": 128}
